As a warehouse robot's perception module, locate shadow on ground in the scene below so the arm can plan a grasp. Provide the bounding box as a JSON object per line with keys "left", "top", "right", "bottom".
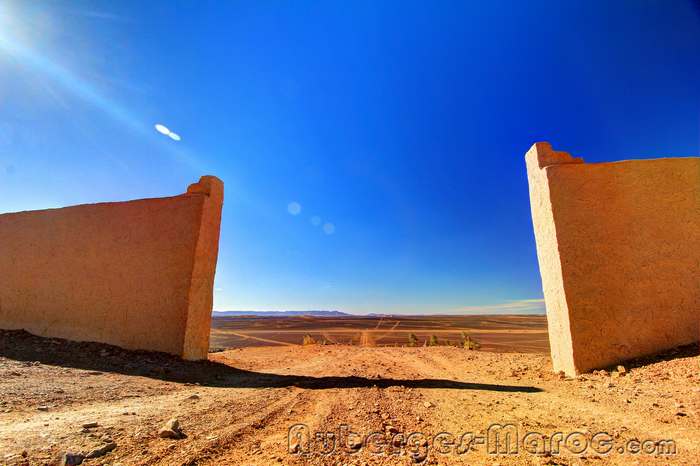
{"left": 0, "top": 330, "right": 543, "bottom": 392}
{"left": 613, "top": 343, "right": 699, "bottom": 370}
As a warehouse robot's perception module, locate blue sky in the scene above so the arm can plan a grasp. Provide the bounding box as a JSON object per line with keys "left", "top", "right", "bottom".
{"left": 1, "top": 1, "right": 699, "bottom": 314}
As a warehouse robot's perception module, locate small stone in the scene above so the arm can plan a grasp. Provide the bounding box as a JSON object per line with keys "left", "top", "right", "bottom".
{"left": 85, "top": 442, "right": 116, "bottom": 459}
{"left": 81, "top": 422, "right": 98, "bottom": 429}
{"left": 410, "top": 450, "right": 427, "bottom": 463}
{"left": 37, "top": 406, "right": 49, "bottom": 411}
{"left": 616, "top": 365, "right": 627, "bottom": 375}
{"left": 158, "top": 418, "right": 185, "bottom": 439}
{"left": 60, "top": 452, "right": 85, "bottom": 465}
{"left": 423, "top": 402, "right": 432, "bottom": 408}
{"left": 186, "top": 394, "right": 200, "bottom": 400}
{"left": 347, "top": 436, "right": 363, "bottom": 450}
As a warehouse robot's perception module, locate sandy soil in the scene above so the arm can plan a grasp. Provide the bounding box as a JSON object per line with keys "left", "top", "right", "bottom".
{"left": 0, "top": 330, "right": 698, "bottom": 465}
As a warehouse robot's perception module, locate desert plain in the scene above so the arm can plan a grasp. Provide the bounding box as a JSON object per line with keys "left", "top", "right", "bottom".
{"left": 209, "top": 314, "right": 549, "bottom": 352}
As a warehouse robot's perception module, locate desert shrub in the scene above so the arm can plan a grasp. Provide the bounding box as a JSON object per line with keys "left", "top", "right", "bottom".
{"left": 461, "top": 332, "right": 481, "bottom": 350}
{"left": 427, "top": 335, "right": 439, "bottom": 347}
{"left": 407, "top": 333, "right": 418, "bottom": 347}
{"left": 302, "top": 334, "right": 317, "bottom": 346}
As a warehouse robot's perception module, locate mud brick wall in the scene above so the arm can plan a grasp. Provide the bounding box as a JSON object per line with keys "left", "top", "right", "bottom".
{"left": 0, "top": 176, "right": 223, "bottom": 360}
{"left": 526, "top": 142, "right": 699, "bottom": 375}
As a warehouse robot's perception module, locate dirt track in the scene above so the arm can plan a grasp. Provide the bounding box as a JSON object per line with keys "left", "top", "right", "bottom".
{"left": 0, "top": 330, "right": 698, "bottom": 465}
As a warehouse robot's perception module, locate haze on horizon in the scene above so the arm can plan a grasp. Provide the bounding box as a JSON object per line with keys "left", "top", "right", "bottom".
{"left": 1, "top": 1, "right": 699, "bottom": 315}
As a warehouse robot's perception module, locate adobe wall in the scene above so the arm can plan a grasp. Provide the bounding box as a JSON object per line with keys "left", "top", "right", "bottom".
{"left": 0, "top": 176, "right": 223, "bottom": 360}
{"left": 526, "top": 142, "right": 699, "bottom": 375}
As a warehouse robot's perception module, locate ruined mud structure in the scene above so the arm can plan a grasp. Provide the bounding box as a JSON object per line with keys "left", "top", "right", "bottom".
{"left": 0, "top": 176, "right": 223, "bottom": 360}
{"left": 526, "top": 142, "right": 699, "bottom": 376}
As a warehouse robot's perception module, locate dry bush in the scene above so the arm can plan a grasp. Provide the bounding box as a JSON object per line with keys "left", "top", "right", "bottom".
{"left": 302, "top": 334, "right": 317, "bottom": 346}
{"left": 461, "top": 331, "right": 481, "bottom": 350}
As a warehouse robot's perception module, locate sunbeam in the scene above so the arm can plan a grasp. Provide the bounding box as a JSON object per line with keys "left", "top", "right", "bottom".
{"left": 0, "top": 3, "right": 202, "bottom": 171}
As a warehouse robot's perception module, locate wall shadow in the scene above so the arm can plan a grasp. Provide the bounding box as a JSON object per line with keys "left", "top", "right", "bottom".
{"left": 0, "top": 330, "right": 542, "bottom": 393}
{"left": 613, "top": 343, "right": 699, "bottom": 371}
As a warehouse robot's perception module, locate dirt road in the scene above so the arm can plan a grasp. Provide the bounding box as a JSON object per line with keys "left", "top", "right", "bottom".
{"left": 0, "top": 330, "right": 697, "bottom": 465}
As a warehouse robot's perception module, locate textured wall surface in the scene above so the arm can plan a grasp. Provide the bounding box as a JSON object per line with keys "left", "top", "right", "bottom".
{"left": 0, "top": 176, "right": 223, "bottom": 360}
{"left": 526, "top": 142, "right": 699, "bottom": 375}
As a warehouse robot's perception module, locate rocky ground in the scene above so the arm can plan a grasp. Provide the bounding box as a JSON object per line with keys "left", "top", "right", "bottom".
{"left": 0, "top": 330, "right": 698, "bottom": 465}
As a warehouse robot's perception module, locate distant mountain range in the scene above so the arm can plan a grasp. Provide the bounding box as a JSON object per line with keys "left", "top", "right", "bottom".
{"left": 213, "top": 310, "right": 352, "bottom": 317}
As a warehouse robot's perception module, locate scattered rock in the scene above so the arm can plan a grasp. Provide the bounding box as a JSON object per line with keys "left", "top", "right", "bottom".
{"left": 81, "top": 421, "right": 99, "bottom": 429}
{"left": 410, "top": 450, "right": 427, "bottom": 463}
{"left": 85, "top": 442, "right": 116, "bottom": 459}
{"left": 347, "top": 436, "right": 363, "bottom": 450}
{"left": 423, "top": 401, "right": 432, "bottom": 408}
{"left": 616, "top": 365, "right": 627, "bottom": 375}
{"left": 37, "top": 405, "right": 49, "bottom": 411}
{"left": 158, "top": 418, "right": 185, "bottom": 439}
{"left": 186, "top": 394, "right": 200, "bottom": 400}
{"left": 60, "top": 452, "right": 85, "bottom": 465}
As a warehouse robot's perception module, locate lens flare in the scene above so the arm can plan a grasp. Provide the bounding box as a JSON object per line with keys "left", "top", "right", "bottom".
{"left": 154, "top": 124, "right": 169, "bottom": 135}
{"left": 287, "top": 202, "right": 301, "bottom": 215}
